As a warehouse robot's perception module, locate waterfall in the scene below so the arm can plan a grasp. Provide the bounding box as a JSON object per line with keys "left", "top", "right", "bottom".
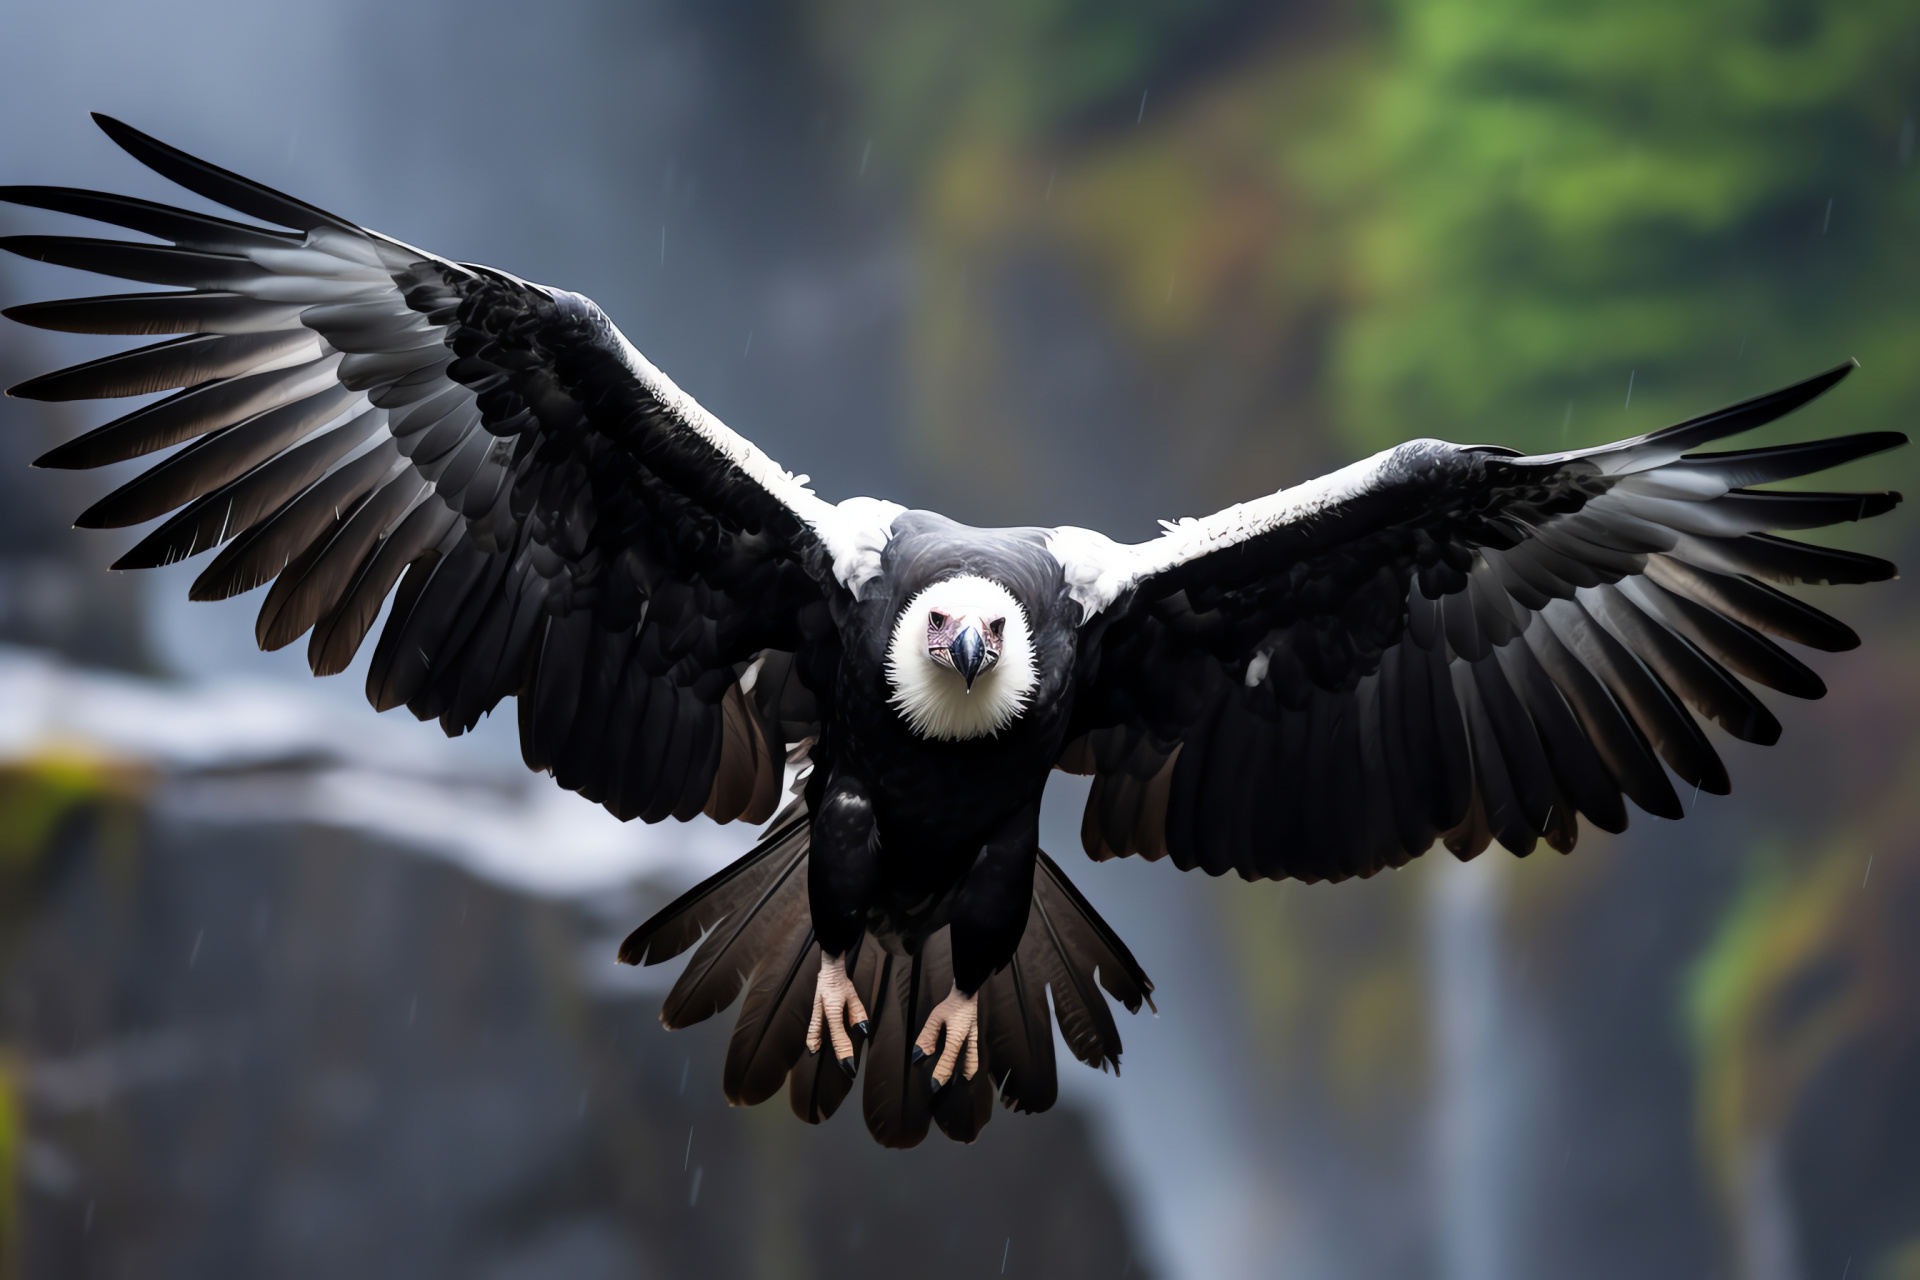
{"left": 1428, "top": 852, "right": 1525, "bottom": 1280}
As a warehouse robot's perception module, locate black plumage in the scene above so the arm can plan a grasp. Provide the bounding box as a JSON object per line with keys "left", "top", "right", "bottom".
{"left": 4, "top": 116, "right": 1904, "bottom": 1148}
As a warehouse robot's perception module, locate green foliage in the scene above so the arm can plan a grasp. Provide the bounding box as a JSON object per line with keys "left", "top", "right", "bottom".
{"left": 1333, "top": 0, "right": 1920, "bottom": 487}
{"left": 0, "top": 755, "right": 131, "bottom": 871}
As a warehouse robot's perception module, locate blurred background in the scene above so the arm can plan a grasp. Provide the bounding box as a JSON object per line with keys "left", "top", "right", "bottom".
{"left": 0, "top": 0, "right": 1916, "bottom": 1276}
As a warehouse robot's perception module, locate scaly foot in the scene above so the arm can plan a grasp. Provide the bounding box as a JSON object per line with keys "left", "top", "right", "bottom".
{"left": 806, "top": 952, "right": 870, "bottom": 1076}
{"left": 910, "top": 984, "right": 979, "bottom": 1090}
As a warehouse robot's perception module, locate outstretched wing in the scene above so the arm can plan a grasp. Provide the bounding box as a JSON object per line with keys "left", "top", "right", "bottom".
{"left": 2, "top": 114, "right": 870, "bottom": 825}
{"left": 1053, "top": 362, "right": 1903, "bottom": 880}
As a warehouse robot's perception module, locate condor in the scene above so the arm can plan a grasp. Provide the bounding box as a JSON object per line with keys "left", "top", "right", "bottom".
{"left": 4, "top": 116, "right": 1903, "bottom": 1147}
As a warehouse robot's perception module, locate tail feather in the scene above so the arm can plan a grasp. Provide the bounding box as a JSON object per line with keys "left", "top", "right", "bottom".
{"left": 618, "top": 810, "right": 810, "bottom": 1030}
{"left": 1023, "top": 851, "right": 1156, "bottom": 1074}
{"left": 1036, "top": 851, "right": 1156, "bottom": 1016}
{"left": 618, "top": 807, "right": 807, "bottom": 967}
{"left": 620, "top": 828, "right": 1155, "bottom": 1145}
{"left": 861, "top": 947, "right": 936, "bottom": 1147}
{"left": 979, "top": 933, "right": 1057, "bottom": 1114}
{"left": 721, "top": 923, "right": 818, "bottom": 1107}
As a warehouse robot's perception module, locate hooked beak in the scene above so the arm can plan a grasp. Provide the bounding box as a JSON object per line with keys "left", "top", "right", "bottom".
{"left": 949, "top": 626, "right": 987, "bottom": 690}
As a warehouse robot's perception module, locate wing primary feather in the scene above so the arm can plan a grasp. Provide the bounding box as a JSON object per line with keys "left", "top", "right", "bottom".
{"left": 0, "top": 185, "right": 301, "bottom": 250}
{"left": 1665, "top": 532, "right": 1895, "bottom": 586}
{"left": 9, "top": 329, "right": 323, "bottom": 402}
{"left": 190, "top": 439, "right": 401, "bottom": 602}
{"left": 79, "top": 383, "right": 357, "bottom": 530}
{"left": 1619, "top": 572, "right": 1824, "bottom": 699}
{"left": 34, "top": 354, "right": 344, "bottom": 469}
{"left": 90, "top": 114, "right": 362, "bottom": 235}
{"left": 1616, "top": 360, "right": 1856, "bottom": 458}
{"left": 309, "top": 497, "right": 460, "bottom": 677}
{"left": 1523, "top": 616, "right": 1679, "bottom": 818}
{"left": 2, "top": 291, "right": 299, "bottom": 336}
{"left": 1674, "top": 432, "right": 1906, "bottom": 486}
{"left": 1541, "top": 597, "right": 1724, "bottom": 796}
{"left": 111, "top": 404, "right": 381, "bottom": 570}
{"left": 1584, "top": 585, "right": 1781, "bottom": 746}
{"left": 257, "top": 477, "right": 429, "bottom": 651}
{"left": 0, "top": 234, "right": 265, "bottom": 292}
{"left": 1642, "top": 556, "right": 1861, "bottom": 651}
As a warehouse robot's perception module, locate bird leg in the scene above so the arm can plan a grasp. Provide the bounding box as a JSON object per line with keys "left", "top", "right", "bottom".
{"left": 910, "top": 984, "right": 980, "bottom": 1090}
{"left": 806, "top": 951, "right": 870, "bottom": 1076}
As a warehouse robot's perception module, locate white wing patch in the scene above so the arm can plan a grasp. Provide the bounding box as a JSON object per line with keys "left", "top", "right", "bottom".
{"left": 596, "top": 322, "right": 905, "bottom": 598}
{"left": 1047, "top": 445, "right": 1411, "bottom": 621}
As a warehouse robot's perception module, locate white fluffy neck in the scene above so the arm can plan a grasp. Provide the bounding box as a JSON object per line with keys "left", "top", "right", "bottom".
{"left": 885, "top": 575, "right": 1037, "bottom": 741}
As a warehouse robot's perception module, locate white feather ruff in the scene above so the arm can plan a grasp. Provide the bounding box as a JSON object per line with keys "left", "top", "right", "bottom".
{"left": 885, "top": 575, "right": 1037, "bottom": 741}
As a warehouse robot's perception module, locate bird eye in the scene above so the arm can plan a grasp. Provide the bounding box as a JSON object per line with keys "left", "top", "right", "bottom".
{"left": 929, "top": 611, "right": 948, "bottom": 628}
{"left": 988, "top": 618, "right": 1005, "bottom": 638}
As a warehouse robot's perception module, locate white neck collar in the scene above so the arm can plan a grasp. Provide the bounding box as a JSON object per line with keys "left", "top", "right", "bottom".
{"left": 885, "top": 575, "right": 1037, "bottom": 740}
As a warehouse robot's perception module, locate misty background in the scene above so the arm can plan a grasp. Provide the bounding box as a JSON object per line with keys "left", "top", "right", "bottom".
{"left": 0, "top": 0, "right": 1916, "bottom": 1277}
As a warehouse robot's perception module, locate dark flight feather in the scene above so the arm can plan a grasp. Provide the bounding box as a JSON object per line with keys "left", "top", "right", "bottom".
{"left": 2, "top": 291, "right": 300, "bottom": 336}
{"left": 0, "top": 185, "right": 299, "bottom": 251}
{"left": 112, "top": 405, "right": 381, "bottom": 569}
{"left": 34, "top": 356, "right": 343, "bottom": 469}
{"left": 8, "top": 329, "right": 320, "bottom": 401}
{"left": 90, "top": 113, "right": 361, "bottom": 235}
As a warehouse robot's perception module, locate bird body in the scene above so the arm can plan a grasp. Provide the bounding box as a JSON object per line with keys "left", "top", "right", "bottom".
{"left": 3, "top": 115, "right": 1904, "bottom": 1148}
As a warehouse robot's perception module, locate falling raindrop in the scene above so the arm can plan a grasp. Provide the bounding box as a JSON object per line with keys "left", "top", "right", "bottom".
{"left": 743, "top": 330, "right": 754, "bottom": 358}
{"left": 660, "top": 225, "right": 667, "bottom": 268}
{"left": 858, "top": 140, "right": 872, "bottom": 178}
{"left": 1044, "top": 166, "right": 1057, "bottom": 203}
{"left": 1137, "top": 90, "right": 1149, "bottom": 125}
{"left": 408, "top": 995, "right": 418, "bottom": 1028}
{"left": 1822, "top": 198, "right": 1833, "bottom": 235}
{"left": 1625, "top": 370, "right": 1635, "bottom": 408}
{"left": 188, "top": 928, "right": 204, "bottom": 970}
{"left": 1002, "top": 1237, "right": 1011, "bottom": 1273}
{"left": 684, "top": 1125, "right": 694, "bottom": 1170}
{"left": 1736, "top": 336, "right": 1747, "bottom": 364}
{"left": 1862, "top": 855, "right": 1874, "bottom": 890}
{"left": 688, "top": 1166, "right": 703, "bottom": 1207}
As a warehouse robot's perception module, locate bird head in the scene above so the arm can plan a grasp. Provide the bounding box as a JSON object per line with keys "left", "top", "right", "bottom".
{"left": 885, "top": 574, "right": 1037, "bottom": 741}
{"left": 924, "top": 607, "right": 1006, "bottom": 690}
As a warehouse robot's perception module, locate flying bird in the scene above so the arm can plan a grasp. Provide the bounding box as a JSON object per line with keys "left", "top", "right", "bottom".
{"left": 3, "top": 116, "right": 1904, "bottom": 1147}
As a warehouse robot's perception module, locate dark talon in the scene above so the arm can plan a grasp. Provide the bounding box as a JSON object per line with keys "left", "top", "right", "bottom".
{"left": 928, "top": 1073, "right": 943, "bottom": 1094}
{"left": 808, "top": 1045, "right": 818, "bottom": 1057}
{"left": 909, "top": 1045, "right": 926, "bottom": 1065}
{"left": 838, "top": 1056, "right": 856, "bottom": 1078}
{"left": 854, "top": 1020, "right": 871, "bottom": 1038}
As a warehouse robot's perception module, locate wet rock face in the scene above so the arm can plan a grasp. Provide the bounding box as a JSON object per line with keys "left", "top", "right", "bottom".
{"left": 5, "top": 805, "right": 1148, "bottom": 1280}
